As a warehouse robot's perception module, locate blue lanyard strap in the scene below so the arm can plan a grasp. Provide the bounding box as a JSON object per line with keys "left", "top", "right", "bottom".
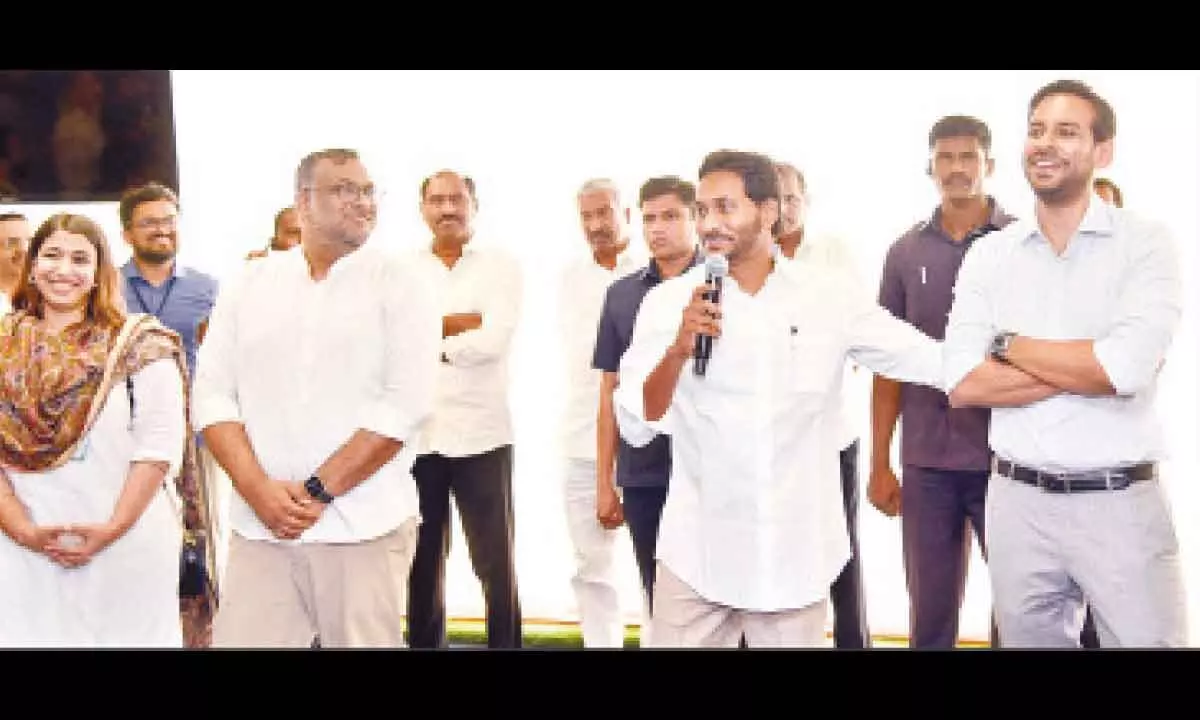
{"left": 129, "top": 274, "right": 179, "bottom": 319}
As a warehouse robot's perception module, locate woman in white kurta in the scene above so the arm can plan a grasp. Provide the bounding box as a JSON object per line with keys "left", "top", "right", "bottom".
{"left": 0, "top": 212, "right": 189, "bottom": 647}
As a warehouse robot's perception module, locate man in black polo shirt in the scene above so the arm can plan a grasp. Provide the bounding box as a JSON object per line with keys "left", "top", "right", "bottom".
{"left": 593, "top": 176, "right": 699, "bottom": 643}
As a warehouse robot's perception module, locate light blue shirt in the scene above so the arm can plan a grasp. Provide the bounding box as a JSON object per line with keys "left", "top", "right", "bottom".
{"left": 943, "top": 196, "right": 1182, "bottom": 472}
{"left": 120, "top": 260, "right": 219, "bottom": 381}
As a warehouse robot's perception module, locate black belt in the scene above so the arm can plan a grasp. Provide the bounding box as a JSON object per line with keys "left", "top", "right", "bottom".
{"left": 993, "top": 458, "right": 1156, "bottom": 494}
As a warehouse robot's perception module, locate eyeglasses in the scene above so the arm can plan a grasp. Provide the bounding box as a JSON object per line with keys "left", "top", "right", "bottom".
{"left": 133, "top": 216, "right": 179, "bottom": 231}
{"left": 306, "top": 182, "right": 383, "bottom": 204}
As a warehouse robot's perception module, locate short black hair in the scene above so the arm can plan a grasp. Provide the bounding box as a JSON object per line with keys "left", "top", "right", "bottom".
{"left": 929, "top": 115, "right": 992, "bottom": 154}
{"left": 1029, "top": 79, "right": 1116, "bottom": 143}
{"left": 118, "top": 182, "right": 179, "bottom": 229}
{"left": 639, "top": 175, "right": 696, "bottom": 208}
{"left": 697, "top": 149, "right": 781, "bottom": 237}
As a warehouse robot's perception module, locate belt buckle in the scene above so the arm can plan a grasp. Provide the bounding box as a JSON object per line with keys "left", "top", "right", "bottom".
{"left": 1039, "top": 470, "right": 1071, "bottom": 493}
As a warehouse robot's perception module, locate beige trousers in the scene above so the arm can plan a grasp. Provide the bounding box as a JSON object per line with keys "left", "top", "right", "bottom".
{"left": 650, "top": 562, "right": 829, "bottom": 648}
{"left": 212, "top": 520, "right": 417, "bottom": 648}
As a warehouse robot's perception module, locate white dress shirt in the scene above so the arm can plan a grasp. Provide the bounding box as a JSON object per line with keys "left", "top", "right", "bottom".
{"left": 616, "top": 259, "right": 943, "bottom": 611}
{"left": 557, "top": 250, "right": 638, "bottom": 461}
{"left": 407, "top": 242, "right": 523, "bottom": 458}
{"left": 192, "top": 244, "right": 441, "bottom": 543}
{"left": 0, "top": 293, "right": 9, "bottom": 316}
{"left": 943, "top": 197, "right": 1181, "bottom": 472}
{"left": 777, "top": 231, "right": 864, "bottom": 450}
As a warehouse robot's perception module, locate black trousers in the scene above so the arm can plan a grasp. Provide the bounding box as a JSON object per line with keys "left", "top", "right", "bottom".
{"left": 831, "top": 440, "right": 870, "bottom": 648}
{"left": 406, "top": 445, "right": 522, "bottom": 648}
{"left": 622, "top": 485, "right": 670, "bottom": 611}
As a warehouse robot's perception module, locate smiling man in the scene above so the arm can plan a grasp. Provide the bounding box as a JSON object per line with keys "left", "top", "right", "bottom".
{"left": 119, "top": 183, "right": 218, "bottom": 380}
{"left": 943, "top": 80, "right": 1185, "bottom": 648}
{"left": 614, "top": 149, "right": 945, "bottom": 647}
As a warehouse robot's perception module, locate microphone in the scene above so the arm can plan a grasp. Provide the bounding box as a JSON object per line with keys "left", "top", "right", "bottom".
{"left": 693, "top": 253, "right": 728, "bottom": 377}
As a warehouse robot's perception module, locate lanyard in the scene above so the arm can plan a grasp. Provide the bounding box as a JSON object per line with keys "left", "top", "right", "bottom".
{"left": 129, "top": 275, "right": 179, "bottom": 319}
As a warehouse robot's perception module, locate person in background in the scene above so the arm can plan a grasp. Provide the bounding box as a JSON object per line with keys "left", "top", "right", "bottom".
{"left": 557, "top": 178, "right": 638, "bottom": 647}
{"left": 1093, "top": 177, "right": 1123, "bottom": 208}
{"left": 0, "top": 211, "right": 31, "bottom": 312}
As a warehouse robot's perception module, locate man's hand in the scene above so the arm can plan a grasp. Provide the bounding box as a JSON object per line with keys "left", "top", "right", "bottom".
{"left": 671, "top": 284, "right": 721, "bottom": 359}
{"left": 867, "top": 463, "right": 902, "bottom": 517}
{"left": 596, "top": 483, "right": 624, "bottom": 529}
{"left": 245, "top": 480, "right": 324, "bottom": 540}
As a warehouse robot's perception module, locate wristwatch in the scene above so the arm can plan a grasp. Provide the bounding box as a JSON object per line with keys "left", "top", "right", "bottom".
{"left": 989, "top": 331, "right": 1017, "bottom": 362}
{"left": 304, "top": 475, "right": 336, "bottom": 504}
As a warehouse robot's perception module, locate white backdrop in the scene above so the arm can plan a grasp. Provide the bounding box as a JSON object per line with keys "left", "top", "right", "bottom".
{"left": 161, "top": 70, "right": 1198, "bottom": 643}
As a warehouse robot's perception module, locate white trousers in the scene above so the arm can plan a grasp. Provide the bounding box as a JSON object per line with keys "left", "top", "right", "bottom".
{"left": 563, "top": 458, "right": 624, "bottom": 647}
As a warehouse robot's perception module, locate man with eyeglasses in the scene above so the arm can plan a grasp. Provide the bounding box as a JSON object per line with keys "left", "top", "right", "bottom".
{"left": 195, "top": 148, "right": 440, "bottom": 648}
{"left": 0, "top": 211, "right": 31, "bottom": 314}
{"left": 404, "top": 169, "right": 525, "bottom": 649}
{"left": 118, "top": 182, "right": 218, "bottom": 378}
{"left": 118, "top": 181, "right": 221, "bottom": 646}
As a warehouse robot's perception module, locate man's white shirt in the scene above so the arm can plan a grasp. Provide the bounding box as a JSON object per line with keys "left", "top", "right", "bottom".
{"left": 615, "top": 259, "right": 943, "bottom": 611}
{"left": 943, "top": 197, "right": 1181, "bottom": 472}
{"left": 192, "top": 243, "right": 441, "bottom": 544}
{"left": 406, "top": 242, "right": 523, "bottom": 458}
{"left": 776, "top": 231, "right": 865, "bottom": 450}
{"left": 557, "top": 250, "right": 638, "bottom": 461}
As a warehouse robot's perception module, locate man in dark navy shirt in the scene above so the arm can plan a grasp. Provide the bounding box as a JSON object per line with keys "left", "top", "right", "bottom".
{"left": 593, "top": 176, "right": 699, "bottom": 638}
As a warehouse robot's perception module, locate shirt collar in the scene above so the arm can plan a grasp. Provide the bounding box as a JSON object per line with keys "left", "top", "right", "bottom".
{"left": 1019, "top": 193, "right": 1115, "bottom": 245}
{"left": 122, "top": 259, "right": 184, "bottom": 282}
{"left": 642, "top": 246, "right": 702, "bottom": 283}
{"left": 923, "top": 196, "right": 1013, "bottom": 242}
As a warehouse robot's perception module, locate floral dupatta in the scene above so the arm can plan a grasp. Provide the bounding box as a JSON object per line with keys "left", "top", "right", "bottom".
{"left": 0, "top": 310, "right": 219, "bottom": 646}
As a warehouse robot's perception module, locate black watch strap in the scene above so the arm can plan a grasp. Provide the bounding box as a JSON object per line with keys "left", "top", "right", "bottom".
{"left": 305, "top": 476, "right": 335, "bottom": 504}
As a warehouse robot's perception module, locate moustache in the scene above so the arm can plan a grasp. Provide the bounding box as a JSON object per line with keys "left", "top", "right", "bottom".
{"left": 589, "top": 230, "right": 613, "bottom": 243}
{"left": 702, "top": 233, "right": 733, "bottom": 244}
{"left": 438, "top": 215, "right": 462, "bottom": 224}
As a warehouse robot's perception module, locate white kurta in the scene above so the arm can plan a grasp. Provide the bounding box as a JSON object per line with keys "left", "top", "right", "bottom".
{"left": 0, "top": 358, "right": 186, "bottom": 648}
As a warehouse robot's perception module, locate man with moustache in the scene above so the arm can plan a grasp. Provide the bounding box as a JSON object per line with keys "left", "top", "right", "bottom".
{"left": 0, "top": 211, "right": 30, "bottom": 313}
{"left": 773, "top": 161, "right": 870, "bottom": 649}
{"left": 869, "top": 116, "right": 1017, "bottom": 649}
{"left": 118, "top": 182, "right": 218, "bottom": 379}
{"left": 194, "top": 148, "right": 440, "bottom": 648}
{"left": 556, "top": 178, "right": 638, "bottom": 648}
{"left": 593, "top": 176, "right": 700, "bottom": 643}
{"left": 406, "top": 170, "right": 525, "bottom": 649}
{"left": 944, "top": 80, "right": 1186, "bottom": 647}
{"left": 615, "top": 150, "right": 944, "bottom": 647}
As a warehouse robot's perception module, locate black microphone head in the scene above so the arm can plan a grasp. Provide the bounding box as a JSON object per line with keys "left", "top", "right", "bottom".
{"left": 704, "top": 253, "right": 729, "bottom": 279}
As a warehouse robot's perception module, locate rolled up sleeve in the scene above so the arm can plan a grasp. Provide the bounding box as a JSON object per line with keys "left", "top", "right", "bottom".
{"left": 1091, "top": 221, "right": 1182, "bottom": 396}
{"left": 359, "top": 259, "right": 441, "bottom": 443}
{"left": 942, "top": 240, "right": 996, "bottom": 394}
{"left": 191, "top": 272, "right": 244, "bottom": 430}
{"left": 614, "top": 284, "right": 676, "bottom": 448}
{"left": 130, "top": 358, "right": 187, "bottom": 479}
